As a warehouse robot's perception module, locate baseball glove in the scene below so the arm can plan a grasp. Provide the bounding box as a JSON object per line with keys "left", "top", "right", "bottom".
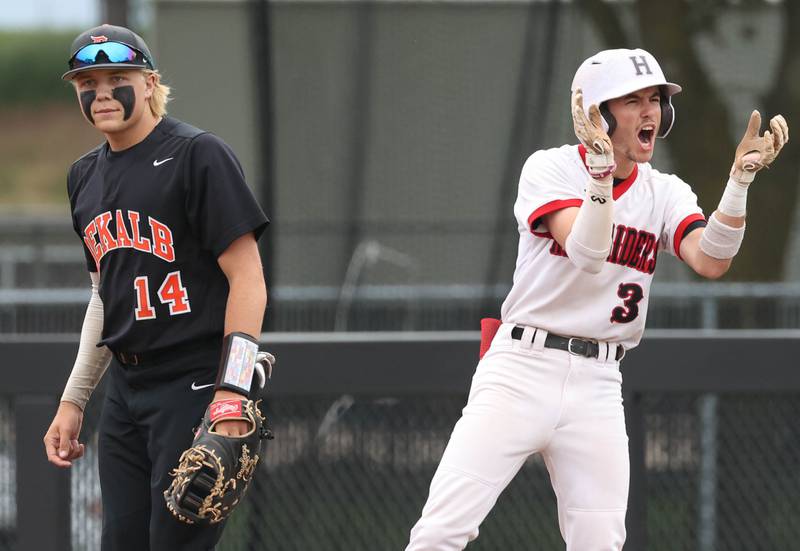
{"left": 164, "top": 399, "right": 273, "bottom": 524}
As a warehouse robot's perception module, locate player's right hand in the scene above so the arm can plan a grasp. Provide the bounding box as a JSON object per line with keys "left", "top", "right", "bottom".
{"left": 731, "top": 110, "right": 789, "bottom": 183}
{"left": 43, "top": 401, "right": 85, "bottom": 468}
{"left": 572, "top": 88, "right": 615, "bottom": 178}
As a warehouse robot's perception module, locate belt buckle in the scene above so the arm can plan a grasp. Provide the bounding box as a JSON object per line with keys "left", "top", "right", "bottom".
{"left": 567, "top": 337, "right": 588, "bottom": 357}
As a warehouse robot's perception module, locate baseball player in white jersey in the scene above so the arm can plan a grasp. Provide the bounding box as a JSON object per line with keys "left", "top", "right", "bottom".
{"left": 406, "top": 48, "right": 788, "bottom": 550}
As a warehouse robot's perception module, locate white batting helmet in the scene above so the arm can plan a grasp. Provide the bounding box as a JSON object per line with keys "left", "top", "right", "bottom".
{"left": 571, "top": 48, "right": 682, "bottom": 138}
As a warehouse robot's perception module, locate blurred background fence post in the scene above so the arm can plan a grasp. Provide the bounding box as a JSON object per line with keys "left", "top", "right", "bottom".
{"left": 698, "top": 293, "right": 720, "bottom": 551}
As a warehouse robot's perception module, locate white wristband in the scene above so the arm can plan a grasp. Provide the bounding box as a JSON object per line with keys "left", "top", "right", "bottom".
{"left": 699, "top": 213, "right": 746, "bottom": 260}
{"left": 718, "top": 177, "right": 749, "bottom": 217}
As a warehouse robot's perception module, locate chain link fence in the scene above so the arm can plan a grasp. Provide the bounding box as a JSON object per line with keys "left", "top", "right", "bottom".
{"left": 69, "top": 397, "right": 104, "bottom": 551}
{"left": 3, "top": 391, "right": 797, "bottom": 550}
{"left": 642, "top": 393, "right": 800, "bottom": 551}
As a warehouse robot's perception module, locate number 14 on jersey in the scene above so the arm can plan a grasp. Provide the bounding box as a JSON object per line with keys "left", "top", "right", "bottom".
{"left": 134, "top": 271, "right": 191, "bottom": 320}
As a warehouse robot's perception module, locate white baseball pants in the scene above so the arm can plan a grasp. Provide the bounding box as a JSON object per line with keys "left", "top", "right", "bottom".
{"left": 406, "top": 323, "right": 629, "bottom": 551}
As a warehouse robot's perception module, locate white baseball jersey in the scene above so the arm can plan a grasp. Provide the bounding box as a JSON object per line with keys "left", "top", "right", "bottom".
{"left": 500, "top": 144, "right": 705, "bottom": 349}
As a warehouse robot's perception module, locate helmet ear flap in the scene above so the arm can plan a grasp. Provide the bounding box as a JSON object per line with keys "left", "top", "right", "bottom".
{"left": 599, "top": 102, "right": 616, "bottom": 137}
{"left": 658, "top": 92, "right": 675, "bottom": 137}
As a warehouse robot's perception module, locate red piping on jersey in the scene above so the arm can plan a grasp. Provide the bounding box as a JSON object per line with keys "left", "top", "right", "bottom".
{"left": 673, "top": 213, "right": 706, "bottom": 260}
{"left": 577, "top": 145, "right": 638, "bottom": 200}
{"left": 528, "top": 199, "right": 583, "bottom": 237}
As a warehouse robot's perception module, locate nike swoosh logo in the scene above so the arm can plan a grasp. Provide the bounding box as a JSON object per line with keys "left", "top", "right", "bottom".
{"left": 191, "top": 382, "right": 215, "bottom": 391}
{"left": 153, "top": 157, "right": 174, "bottom": 167}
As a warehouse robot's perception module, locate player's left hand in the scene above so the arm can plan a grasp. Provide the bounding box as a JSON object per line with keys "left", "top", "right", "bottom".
{"left": 210, "top": 350, "right": 274, "bottom": 436}
{"left": 165, "top": 398, "right": 271, "bottom": 525}
{"left": 210, "top": 390, "right": 251, "bottom": 436}
{"left": 572, "top": 88, "right": 615, "bottom": 179}
{"left": 731, "top": 110, "right": 789, "bottom": 183}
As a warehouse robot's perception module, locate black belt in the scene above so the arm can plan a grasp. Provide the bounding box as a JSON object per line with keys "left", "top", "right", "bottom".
{"left": 511, "top": 326, "right": 624, "bottom": 361}
{"left": 113, "top": 338, "right": 217, "bottom": 366}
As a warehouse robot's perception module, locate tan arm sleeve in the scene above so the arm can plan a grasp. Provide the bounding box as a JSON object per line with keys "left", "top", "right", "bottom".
{"left": 61, "top": 272, "right": 112, "bottom": 411}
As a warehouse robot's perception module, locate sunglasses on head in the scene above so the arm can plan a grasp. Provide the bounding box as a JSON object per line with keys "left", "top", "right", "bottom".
{"left": 69, "top": 42, "right": 151, "bottom": 71}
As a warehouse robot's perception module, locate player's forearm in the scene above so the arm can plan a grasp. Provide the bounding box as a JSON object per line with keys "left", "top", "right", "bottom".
{"left": 218, "top": 233, "right": 268, "bottom": 338}
{"left": 564, "top": 177, "right": 614, "bottom": 274}
{"left": 61, "top": 272, "right": 112, "bottom": 411}
{"left": 686, "top": 187, "right": 746, "bottom": 279}
{"left": 214, "top": 277, "right": 267, "bottom": 402}
{"left": 681, "top": 228, "right": 732, "bottom": 279}
{"left": 215, "top": 234, "right": 268, "bottom": 401}
{"left": 713, "top": 209, "right": 744, "bottom": 229}
{"left": 694, "top": 179, "right": 748, "bottom": 276}
{"left": 223, "top": 275, "right": 267, "bottom": 338}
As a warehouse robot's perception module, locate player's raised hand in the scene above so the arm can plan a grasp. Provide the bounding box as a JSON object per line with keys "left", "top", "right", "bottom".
{"left": 572, "top": 88, "right": 615, "bottom": 179}
{"left": 731, "top": 110, "right": 789, "bottom": 183}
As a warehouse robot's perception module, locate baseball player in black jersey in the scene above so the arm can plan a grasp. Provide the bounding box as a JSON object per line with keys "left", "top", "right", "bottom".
{"left": 42, "top": 25, "right": 272, "bottom": 550}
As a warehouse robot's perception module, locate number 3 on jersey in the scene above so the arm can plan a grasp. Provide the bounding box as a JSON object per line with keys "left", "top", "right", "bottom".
{"left": 610, "top": 282, "right": 644, "bottom": 324}
{"left": 134, "top": 271, "right": 191, "bottom": 320}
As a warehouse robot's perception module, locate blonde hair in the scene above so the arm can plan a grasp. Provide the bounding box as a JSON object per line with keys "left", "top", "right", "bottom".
{"left": 143, "top": 69, "right": 171, "bottom": 118}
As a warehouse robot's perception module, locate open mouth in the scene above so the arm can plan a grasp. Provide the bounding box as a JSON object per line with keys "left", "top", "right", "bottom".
{"left": 638, "top": 125, "right": 655, "bottom": 150}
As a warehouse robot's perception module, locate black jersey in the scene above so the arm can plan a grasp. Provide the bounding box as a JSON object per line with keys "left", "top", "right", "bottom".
{"left": 67, "top": 117, "right": 268, "bottom": 353}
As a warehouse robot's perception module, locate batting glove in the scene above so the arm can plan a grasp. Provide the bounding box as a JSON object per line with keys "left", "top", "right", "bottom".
{"left": 254, "top": 350, "right": 275, "bottom": 390}
{"left": 731, "top": 110, "right": 789, "bottom": 184}
{"left": 572, "top": 88, "right": 616, "bottom": 180}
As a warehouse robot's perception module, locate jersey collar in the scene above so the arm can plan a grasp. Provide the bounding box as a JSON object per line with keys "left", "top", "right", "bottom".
{"left": 577, "top": 144, "right": 638, "bottom": 200}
